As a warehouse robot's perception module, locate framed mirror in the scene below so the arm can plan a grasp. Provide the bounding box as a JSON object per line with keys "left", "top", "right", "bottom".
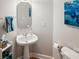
{"left": 17, "top": 2, "right": 32, "bottom": 29}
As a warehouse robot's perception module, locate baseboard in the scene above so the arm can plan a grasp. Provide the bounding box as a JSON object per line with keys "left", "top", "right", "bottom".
{"left": 17, "top": 53, "right": 53, "bottom": 59}
{"left": 17, "top": 56, "right": 23, "bottom": 59}
{"left": 30, "top": 52, "right": 53, "bottom": 59}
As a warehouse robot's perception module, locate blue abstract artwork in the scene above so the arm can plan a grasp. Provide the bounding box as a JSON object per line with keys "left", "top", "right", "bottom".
{"left": 64, "top": 0, "right": 79, "bottom": 27}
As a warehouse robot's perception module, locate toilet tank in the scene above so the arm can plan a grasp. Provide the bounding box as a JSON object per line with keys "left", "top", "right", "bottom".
{"left": 61, "top": 47, "right": 79, "bottom": 59}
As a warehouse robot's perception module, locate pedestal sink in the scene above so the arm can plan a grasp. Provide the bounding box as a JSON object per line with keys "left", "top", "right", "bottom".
{"left": 16, "top": 33, "right": 38, "bottom": 59}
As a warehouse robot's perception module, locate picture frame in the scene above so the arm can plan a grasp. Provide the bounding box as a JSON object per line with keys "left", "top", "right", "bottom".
{"left": 64, "top": 0, "right": 79, "bottom": 27}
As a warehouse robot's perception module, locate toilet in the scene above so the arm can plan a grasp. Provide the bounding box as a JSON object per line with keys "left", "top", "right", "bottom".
{"left": 61, "top": 47, "right": 79, "bottom": 59}
{"left": 53, "top": 43, "right": 79, "bottom": 59}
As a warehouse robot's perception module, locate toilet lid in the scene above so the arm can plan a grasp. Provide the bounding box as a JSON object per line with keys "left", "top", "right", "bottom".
{"left": 61, "top": 47, "right": 79, "bottom": 59}
{"left": 73, "top": 48, "right": 79, "bottom": 53}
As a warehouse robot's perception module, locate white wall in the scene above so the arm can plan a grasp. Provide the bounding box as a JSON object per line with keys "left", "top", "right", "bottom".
{"left": 0, "top": 0, "right": 16, "bottom": 35}
{"left": 32, "top": 0, "right": 53, "bottom": 56}
{"left": 53, "top": 0, "right": 79, "bottom": 49}
{"left": 0, "top": 0, "right": 16, "bottom": 17}
{"left": 0, "top": 0, "right": 21, "bottom": 59}
{"left": 0, "top": 0, "right": 53, "bottom": 58}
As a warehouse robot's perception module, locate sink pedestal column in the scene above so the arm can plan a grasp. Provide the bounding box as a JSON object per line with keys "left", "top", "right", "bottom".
{"left": 24, "top": 45, "right": 29, "bottom": 59}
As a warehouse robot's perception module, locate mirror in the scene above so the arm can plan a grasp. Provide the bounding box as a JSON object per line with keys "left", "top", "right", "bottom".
{"left": 17, "top": 2, "right": 32, "bottom": 29}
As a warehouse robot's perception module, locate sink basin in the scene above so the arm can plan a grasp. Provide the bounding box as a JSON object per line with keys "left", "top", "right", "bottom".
{"left": 16, "top": 33, "right": 38, "bottom": 59}
{"left": 16, "top": 33, "right": 38, "bottom": 46}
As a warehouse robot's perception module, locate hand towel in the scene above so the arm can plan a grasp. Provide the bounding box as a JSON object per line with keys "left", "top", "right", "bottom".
{"left": 5, "top": 16, "right": 14, "bottom": 33}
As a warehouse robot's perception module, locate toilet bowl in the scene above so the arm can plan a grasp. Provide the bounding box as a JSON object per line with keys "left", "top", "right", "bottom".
{"left": 53, "top": 43, "right": 79, "bottom": 59}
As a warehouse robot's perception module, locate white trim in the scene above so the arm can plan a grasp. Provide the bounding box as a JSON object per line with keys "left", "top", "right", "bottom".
{"left": 17, "top": 53, "right": 54, "bottom": 59}
{"left": 17, "top": 56, "right": 23, "bottom": 59}
{"left": 30, "top": 52, "right": 53, "bottom": 59}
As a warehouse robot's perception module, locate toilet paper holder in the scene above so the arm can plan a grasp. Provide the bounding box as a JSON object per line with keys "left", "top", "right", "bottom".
{"left": 53, "top": 43, "right": 63, "bottom": 52}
